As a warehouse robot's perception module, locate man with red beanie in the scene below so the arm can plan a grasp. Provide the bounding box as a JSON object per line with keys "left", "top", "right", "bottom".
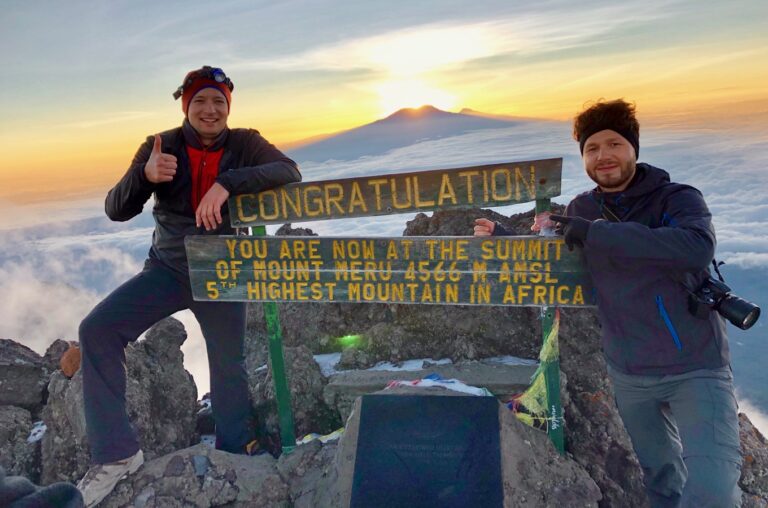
{"left": 76, "top": 66, "right": 300, "bottom": 506}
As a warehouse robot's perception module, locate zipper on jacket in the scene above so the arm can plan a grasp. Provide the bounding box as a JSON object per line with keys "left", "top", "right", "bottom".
{"left": 197, "top": 149, "right": 208, "bottom": 206}
{"left": 656, "top": 295, "right": 683, "bottom": 351}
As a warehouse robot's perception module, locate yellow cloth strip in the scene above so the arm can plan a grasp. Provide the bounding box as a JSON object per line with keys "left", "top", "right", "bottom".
{"left": 513, "top": 308, "right": 561, "bottom": 431}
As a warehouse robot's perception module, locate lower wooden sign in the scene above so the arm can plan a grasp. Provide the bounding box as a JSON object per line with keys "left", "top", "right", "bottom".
{"left": 186, "top": 236, "right": 594, "bottom": 307}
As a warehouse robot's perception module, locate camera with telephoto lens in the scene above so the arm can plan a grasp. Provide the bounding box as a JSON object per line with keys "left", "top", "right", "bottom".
{"left": 688, "top": 277, "right": 761, "bottom": 330}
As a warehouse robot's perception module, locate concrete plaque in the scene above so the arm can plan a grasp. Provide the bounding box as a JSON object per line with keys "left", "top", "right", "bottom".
{"left": 351, "top": 395, "right": 502, "bottom": 507}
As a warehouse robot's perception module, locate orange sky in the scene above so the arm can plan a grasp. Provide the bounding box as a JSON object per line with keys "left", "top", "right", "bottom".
{"left": 2, "top": 1, "right": 767, "bottom": 205}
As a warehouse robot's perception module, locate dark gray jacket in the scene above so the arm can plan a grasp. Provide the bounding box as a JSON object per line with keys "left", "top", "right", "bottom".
{"left": 105, "top": 126, "right": 301, "bottom": 274}
{"left": 566, "top": 163, "right": 729, "bottom": 375}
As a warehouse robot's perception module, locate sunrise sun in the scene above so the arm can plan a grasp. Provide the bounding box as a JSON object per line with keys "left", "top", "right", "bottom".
{"left": 376, "top": 79, "right": 457, "bottom": 116}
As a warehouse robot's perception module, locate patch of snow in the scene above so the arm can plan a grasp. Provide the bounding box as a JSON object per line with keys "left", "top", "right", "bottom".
{"left": 200, "top": 434, "right": 215, "bottom": 448}
{"left": 369, "top": 358, "right": 453, "bottom": 371}
{"left": 314, "top": 353, "right": 342, "bottom": 377}
{"left": 313, "top": 354, "right": 538, "bottom": 377}
{"left": 483, "top": 355, "right": 539, "bottom": 366}
{"left": 27, "top": 421, "right": 46, "bottom": 443}
{"left": 297, "top": 427, "right": 344, "bottom": 445}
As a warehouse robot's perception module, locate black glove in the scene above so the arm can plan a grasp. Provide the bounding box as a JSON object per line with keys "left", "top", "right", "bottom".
{"left": 492, "top": 221, "right": 512, "bottom": 236}
{"left": 549, "top": 215, "right": 591, "bottom": 251}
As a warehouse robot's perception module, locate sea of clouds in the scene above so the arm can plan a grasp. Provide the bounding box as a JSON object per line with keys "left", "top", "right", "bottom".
{"left": 2, "top": 119, "right": 766, "bottom": 432}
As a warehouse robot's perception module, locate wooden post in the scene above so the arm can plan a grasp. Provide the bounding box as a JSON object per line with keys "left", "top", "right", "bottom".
{"left": 253, "top": 225, "right": 296, "bottom": 454}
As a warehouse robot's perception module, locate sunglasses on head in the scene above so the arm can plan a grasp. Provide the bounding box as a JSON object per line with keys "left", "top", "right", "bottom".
{"left": 173, "top": 66, "right": 234, "bottom": 100}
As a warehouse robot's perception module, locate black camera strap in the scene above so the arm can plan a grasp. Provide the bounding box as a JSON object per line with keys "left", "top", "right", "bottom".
{"left": 601, "top": 203, "right": 622, "bottom": 222}
{"left": 711, "top": 259, "right": 726, "bottom": 283}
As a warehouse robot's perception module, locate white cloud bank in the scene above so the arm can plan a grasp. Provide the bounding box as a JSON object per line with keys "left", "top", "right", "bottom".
{"left": 3, "top": 119, "right": 766, "bottom": 399}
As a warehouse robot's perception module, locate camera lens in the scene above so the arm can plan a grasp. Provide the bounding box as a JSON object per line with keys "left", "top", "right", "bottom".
{"left": 719, "top": 295, "right": 761, "bottom": 330}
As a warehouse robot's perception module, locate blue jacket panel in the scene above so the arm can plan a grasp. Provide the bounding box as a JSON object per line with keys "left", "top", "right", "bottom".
{"left": 566, "top": 163, "right": 729, "bottom": 375}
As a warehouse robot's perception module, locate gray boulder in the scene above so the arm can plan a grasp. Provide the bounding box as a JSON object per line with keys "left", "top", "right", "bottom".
{"left": 739, "top": 413, "right": 768, "bottom": 506}
{"left": 40, "top": 370, "right": 90, "bottom": 485}
{"left": 0, "top": 339, "right": 45, "bottom": 412}
{"left": 250, "top": 345, "right": 341, "bottom": 452}
{"left": 40, "top": 339, "right": 72, "bottom": 381}
{"left": 40, "top": 317, "right": 198, "bottom": 484}
{"left": 99, "top": 443, "right": 290, "bottom": 507}
{"left": 126, "top": 317, "right": 198, "bottom": 460}
{"left": 0, "top": 405, "right": 39, "bottom": 481}
{"left": 331, "top": 386, "right": 602, "bottom": 507}
{"left": 247, "top": 299, "right": 541, "bottom": 365}
{"left": 98, "top": 439, "right": 340, "bottom": 507}
{"left": 276, "top": 439, "right": 338, "bottom": 508}
{"left": 402, "top": 205, "right": 563, "bottom": 239}
{"left": 275, "top": 223, "right": 319, "bottom": 237}
{"left": 557, "top": 308, "right": 649, "bottom": 507}
{"left": 335, "top": 346, "right": 374, "bottom": 371}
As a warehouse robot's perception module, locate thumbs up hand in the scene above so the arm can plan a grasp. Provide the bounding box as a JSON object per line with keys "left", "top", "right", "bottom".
{"left": 144, "top": 134, "right": 177, "bottom": 183}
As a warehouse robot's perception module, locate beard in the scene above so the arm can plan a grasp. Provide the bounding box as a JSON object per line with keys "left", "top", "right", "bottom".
{"left": 587, "top": 159, "right": 636, "bottom": 192}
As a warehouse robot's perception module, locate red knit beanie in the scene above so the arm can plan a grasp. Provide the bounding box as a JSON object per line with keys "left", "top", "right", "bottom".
{"left": 181, "top": 78, "right": 232, "bottom": 114}
{"left": 175, "top": 67, "right": 233, "bottom": 114}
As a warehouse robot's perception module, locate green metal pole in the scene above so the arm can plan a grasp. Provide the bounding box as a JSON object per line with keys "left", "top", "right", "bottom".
{"left": 535, "top": 198, "right": 551, "bottom": 216}
{"left": 535, "top": 197, "right": 565, "bottom": 454}
{"left": 253, "top": 225, "right": 296, "bottom": 454}
{"left": 540, "top": 307, "right": 564, "bottom": 454}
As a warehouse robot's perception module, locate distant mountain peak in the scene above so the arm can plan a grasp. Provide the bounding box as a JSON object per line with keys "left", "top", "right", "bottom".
{"left": 288, "top": 105, "right": 519, "bottom": 163}
{"left": 384, "top": 105, "right": 447, "bottom": 121}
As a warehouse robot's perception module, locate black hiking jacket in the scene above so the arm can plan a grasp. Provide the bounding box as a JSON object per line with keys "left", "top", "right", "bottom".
{"left": 566, "top": 163, "right": 729, "bottom": 375}
{"left": 105, "top": 126, "right": 301, "bottom": 275}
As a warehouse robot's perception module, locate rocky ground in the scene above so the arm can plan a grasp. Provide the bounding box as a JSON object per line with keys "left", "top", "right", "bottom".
{"left": 1, "top": 208, "right": 766, "bottom": 507}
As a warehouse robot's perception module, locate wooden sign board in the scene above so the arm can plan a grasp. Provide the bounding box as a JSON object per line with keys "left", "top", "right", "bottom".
{"left": 186, "top": 236, "right": 594, "bottom": 307}
{"left": 229, "top": 159, "right": 562, "bottom": 226}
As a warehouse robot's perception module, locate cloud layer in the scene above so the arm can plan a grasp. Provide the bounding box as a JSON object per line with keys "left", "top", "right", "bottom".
{"left": 3, "top": 120, "right": 766, "bottom": 415}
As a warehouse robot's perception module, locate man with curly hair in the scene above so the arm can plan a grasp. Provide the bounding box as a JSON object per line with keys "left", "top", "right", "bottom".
{"left": 475, "top": 99, "right": 742, "bottom": 507}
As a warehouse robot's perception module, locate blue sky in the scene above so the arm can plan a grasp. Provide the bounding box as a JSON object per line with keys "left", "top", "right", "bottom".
{"left": 2, "top": 0, "right": 767, "bottom": 211}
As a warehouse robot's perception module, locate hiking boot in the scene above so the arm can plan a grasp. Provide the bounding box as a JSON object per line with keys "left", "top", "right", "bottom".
{"left": 77, "top": 449, "right": 144, "bottom": 507}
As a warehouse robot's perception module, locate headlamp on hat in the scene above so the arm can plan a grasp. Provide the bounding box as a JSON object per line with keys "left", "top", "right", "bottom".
{"left": 174, "top": 66, "right": 234, "bottom": 114}
{"left": 173, "top": 66, "right": 233, "bottom": 100}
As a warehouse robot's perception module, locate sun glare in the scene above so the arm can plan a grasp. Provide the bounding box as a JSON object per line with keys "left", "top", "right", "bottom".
{"left": 376, "top": 79, "right": 457, "bottom": 116}
{"left": 365, "top": 25, "right": 496, "bottom": 76}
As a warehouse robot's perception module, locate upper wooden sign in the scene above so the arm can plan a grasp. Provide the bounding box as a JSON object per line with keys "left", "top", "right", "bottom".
{"left": 229, "top": 159, "right": 562, "bottom": 226}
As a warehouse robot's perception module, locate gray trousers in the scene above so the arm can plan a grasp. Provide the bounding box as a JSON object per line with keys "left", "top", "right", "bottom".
{"left": 608, "top": 365, "right": 742, "bottom": 508}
